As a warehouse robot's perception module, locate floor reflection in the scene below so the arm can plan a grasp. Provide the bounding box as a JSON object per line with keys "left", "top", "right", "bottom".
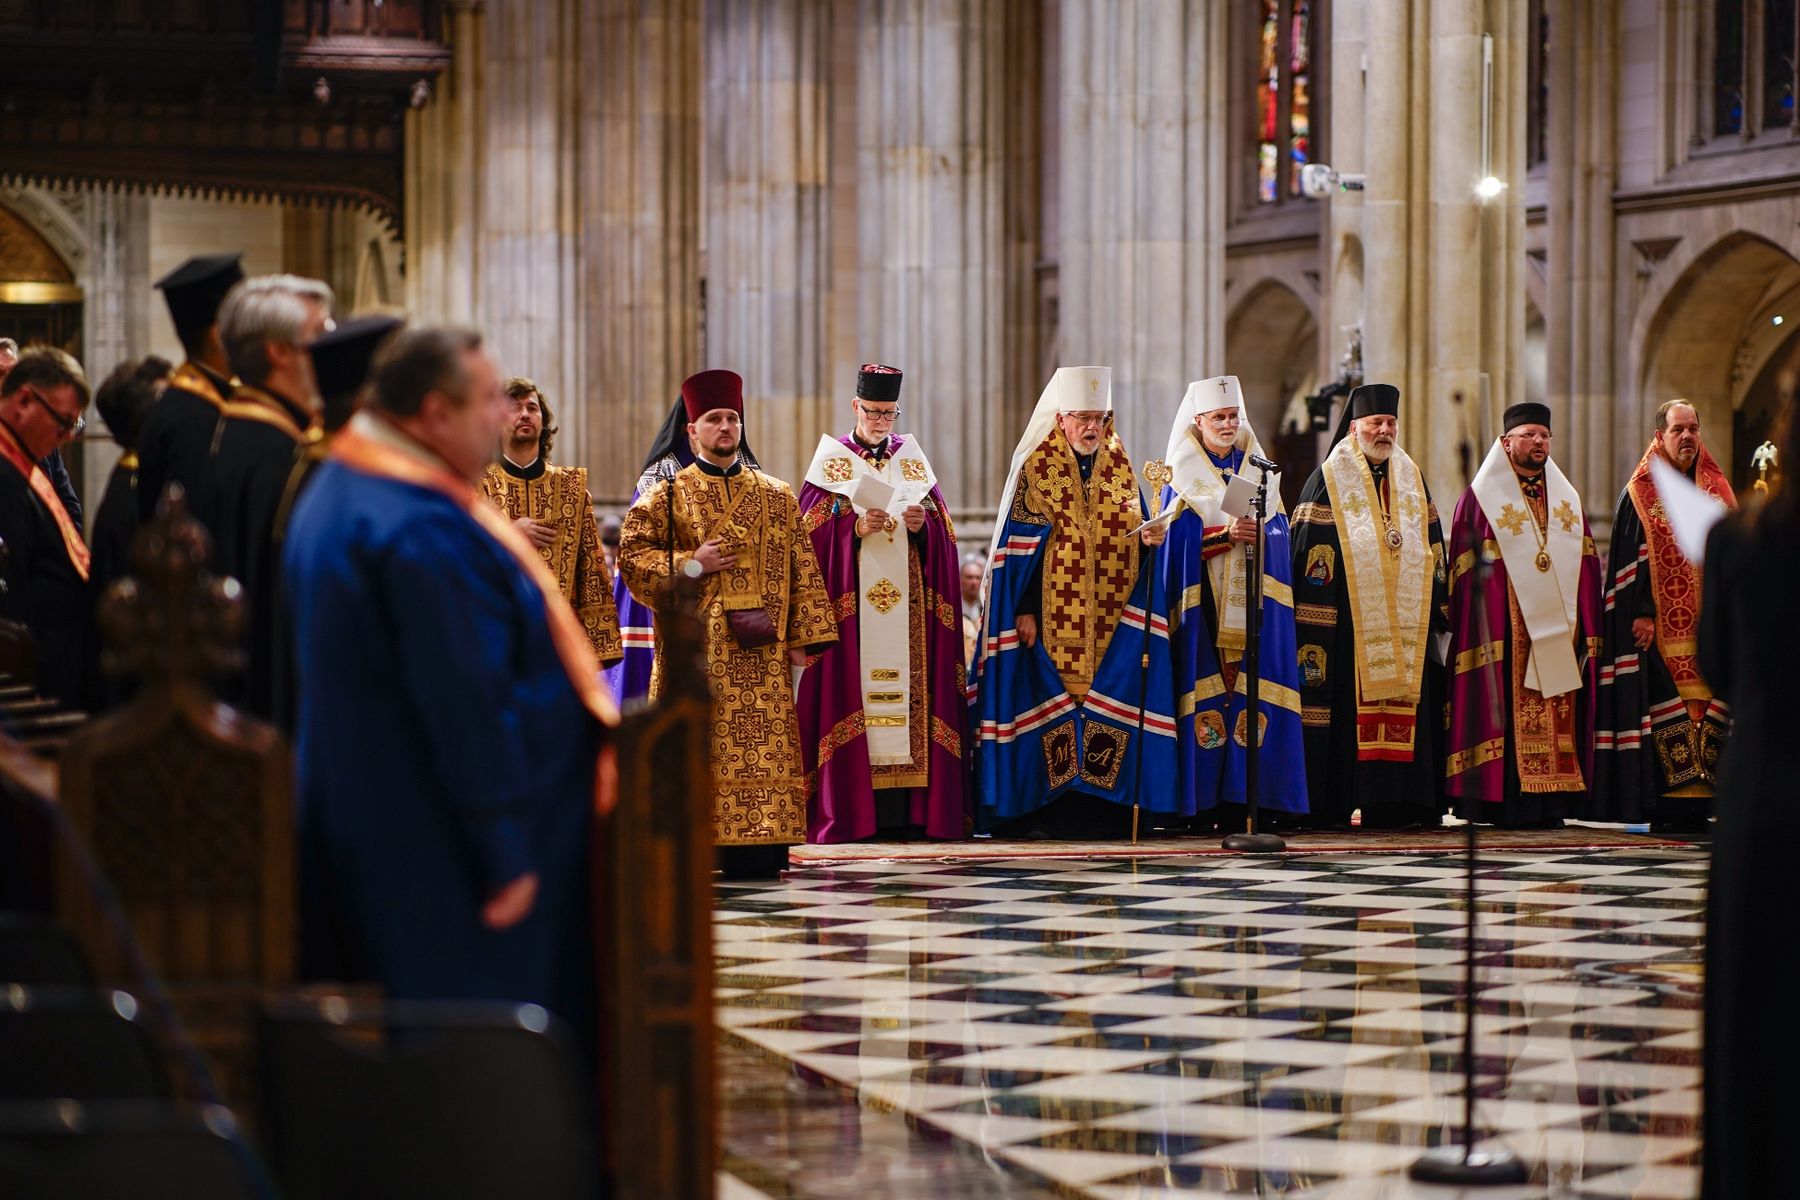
{"left": 717, "top": 849, "right": 1705, "bottom": 1199}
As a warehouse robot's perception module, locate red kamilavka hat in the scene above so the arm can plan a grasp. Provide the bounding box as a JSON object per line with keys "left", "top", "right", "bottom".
{"left": 681, "top": 369, "right": 743, "bottom": 422}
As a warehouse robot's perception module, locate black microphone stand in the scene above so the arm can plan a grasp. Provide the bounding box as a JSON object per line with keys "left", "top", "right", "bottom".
{"left": 1222, "top": 459, "right": 1285, "bottom": 854}
{"left": 1409, "top": 546, "right": 1528, "bottom": 1185}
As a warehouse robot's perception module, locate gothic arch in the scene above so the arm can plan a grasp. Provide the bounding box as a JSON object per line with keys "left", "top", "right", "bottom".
{"left": 1634, "top": 230, "right": 1800, "bottom": 483}
{"left": 0, "top": 186, "right": 89, "bottom": 284}
{"left": 1224, "top": 276, "right": 1320, "bottom": 440}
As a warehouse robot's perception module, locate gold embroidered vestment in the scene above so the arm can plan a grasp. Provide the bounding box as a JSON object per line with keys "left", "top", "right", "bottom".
{"left": 618, "top": 465, "right": 838, "bottom": 845}
{"left": 481, "top": 462, "right": 623, "bottom": 663}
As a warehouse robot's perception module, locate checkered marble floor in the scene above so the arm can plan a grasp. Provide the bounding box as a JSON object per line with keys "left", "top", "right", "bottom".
{"left": 715, "top": 849, "right": 1707, "bottom": 1199}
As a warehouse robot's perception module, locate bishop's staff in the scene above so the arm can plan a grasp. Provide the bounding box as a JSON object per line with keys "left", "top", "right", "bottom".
{"left": 1132, "top": 458, "right": 1175, "bottom": 844}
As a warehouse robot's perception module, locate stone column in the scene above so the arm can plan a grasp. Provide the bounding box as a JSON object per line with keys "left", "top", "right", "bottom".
{"left": 1544, "top": 0, "right": 1619, "bottom": 524}
{"left": 1353, "top": 0, "right": 1527, "bottom": 505}
{"left": 1057, "top": 0, "right": 1226, "bottom": 473}
{"left": 855, "top": 0, "right": 1041, "bottom": 526}
{"left": 404, "top": 0, "right": 700, "bottom": 503}
{"left": 586, "top": 0, "right": 702, "bottom": 501}
{"left": 405, "top": 0, "right": 483, "bottom": 326}
{"left": 702, "top": 0, "right": 832, "bottom": 487}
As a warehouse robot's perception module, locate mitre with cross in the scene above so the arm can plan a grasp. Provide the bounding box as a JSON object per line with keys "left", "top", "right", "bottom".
{"left": 1158, "top": 375, "right": 1285, "bottom": 530}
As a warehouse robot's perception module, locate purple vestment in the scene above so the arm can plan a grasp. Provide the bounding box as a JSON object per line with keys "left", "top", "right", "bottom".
{"left": 1444, "top": 487, "right": 1604, "bottom": 822}
{"left": 796, "top": 434, "right": 970, "bottom": 842}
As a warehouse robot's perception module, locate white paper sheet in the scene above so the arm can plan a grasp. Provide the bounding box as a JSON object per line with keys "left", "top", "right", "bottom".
{"left": 850, "top": 471, "right": 896, "bottom": 516}
{"left": 1218, "top": 473, "right": 1260, "bottom": 520}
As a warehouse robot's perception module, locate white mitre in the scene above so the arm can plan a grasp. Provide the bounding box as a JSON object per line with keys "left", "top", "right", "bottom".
{"left": 984, "top": 365, "right": 1113, "bottom": 583}
{"left": 1163, "top": 374, "right": 1284, "bottom": 520}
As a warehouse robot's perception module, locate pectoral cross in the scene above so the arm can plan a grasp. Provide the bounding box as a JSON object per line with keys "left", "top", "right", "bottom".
{"left": 1496, "top": 503, "right": 1529, "bottom": 536}
{"left": 1552, "top": 499, "right": 1577, "bottom": 532}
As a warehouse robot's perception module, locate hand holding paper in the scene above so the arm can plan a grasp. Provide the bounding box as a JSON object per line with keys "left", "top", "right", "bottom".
{"left": 850, "top": 471, "right": 896, "bottom": 517}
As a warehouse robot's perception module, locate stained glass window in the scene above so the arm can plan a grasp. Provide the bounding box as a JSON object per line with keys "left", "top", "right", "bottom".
{"left": 1716, "top": 2, "right": 1745, "bottom": 135}
{"left": 1288, "top": 2, "right": 1311, "bottom": 195}
{"left": 1527, "top": 0, "right": 1549, "bottom": 166}
{"left": 1765, "top": 0, "right": 1796, "bottom": 129}
{"left": 1258, "top": 0, "right": 1280, "bottom": 202}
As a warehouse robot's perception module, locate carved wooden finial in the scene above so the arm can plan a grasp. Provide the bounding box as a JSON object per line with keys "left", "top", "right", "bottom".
{"left": 96, "top": 484, "right": 244, "bottom": 684}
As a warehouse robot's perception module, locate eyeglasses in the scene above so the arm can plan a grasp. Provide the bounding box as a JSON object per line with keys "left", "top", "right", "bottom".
{"left": 856, "top": 401, "right": 901, "bottom": 422}
{"left": 23, "top": 388, "right": 85, "bottom": 438}
{"left": 1064, "top": 412, "right": 1108, "bottom": 427}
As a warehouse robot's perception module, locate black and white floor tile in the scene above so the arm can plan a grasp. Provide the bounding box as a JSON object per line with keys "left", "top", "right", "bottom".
{"left": 715, "top": 849, "right": 1706, "bottom": 1199}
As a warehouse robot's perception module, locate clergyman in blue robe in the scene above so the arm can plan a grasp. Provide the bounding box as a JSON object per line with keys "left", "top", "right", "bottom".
{"left": 284, "top": 327, "right": 614, "bottom": 1030}
{"left": 1161, "top": 376, "right": 1309, "bottom": 827}
{"left": 972, "top": 366, "right": 1177, "bottom": 838}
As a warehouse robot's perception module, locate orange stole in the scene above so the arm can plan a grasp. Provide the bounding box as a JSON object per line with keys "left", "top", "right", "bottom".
{"left": 220, "top": 386, "right": 318, "bottom": 444}
{"left": 0, "top": 423, "right": 89, "bottom": 581}
{"left": 1626, "top": 438, "right": 1735, "bottom": 710}
{"left": 169, "top": 361, "right": 229, "bottom": 407}
{"left": 328, "top": 430, "right": 618, "bottom": 729}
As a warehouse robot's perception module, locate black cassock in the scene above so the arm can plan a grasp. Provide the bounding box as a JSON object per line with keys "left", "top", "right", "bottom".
{"left": 268, "top": 445, "right": 327, "bottom": 735}
{"left": 85, "top": 459, "right": 139, "bottom": 709}
{"left": 1289, "top": 459, "right": 1450, "bottom": 829}
{"left": 1700, "top": 513, "right": 1800, "bottom": 1200}
{"left": 1587, "top": 487, "right": 1726, "bottom": 825}
{"left": 135, "top": 364, "right": 229, "bottom": 527}
{"left": 88, "top": 461, "right": 137, "bottom": 600}
{"left": 0, "top": 465, "right": 89, "bottom": 708}
{"left": 209, "top": 387, "right": 313, "bottom": 720}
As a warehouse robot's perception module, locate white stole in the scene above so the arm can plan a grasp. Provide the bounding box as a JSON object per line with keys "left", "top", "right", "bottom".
{"left": 804, "top": 434, "right": 938, "bottom": 764}
{"left": 1469, "top": 440, "right": 1585, "bottom": 698}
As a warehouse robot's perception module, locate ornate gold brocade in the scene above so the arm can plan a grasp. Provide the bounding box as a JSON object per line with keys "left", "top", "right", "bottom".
{"left": 870, "top": 549, "right": 931, "bottom": 791}
{"left": 618, "top": 466, "right": 837, "bottom": 844}
{"left": 1508, "top": 592, "right": 1584, "bottom": 792}
{"left": 1015, "top": 426, "right": 1141, "bottom": 700}
{"left": 481, "top": 463, "right": 623, "bottom": 663}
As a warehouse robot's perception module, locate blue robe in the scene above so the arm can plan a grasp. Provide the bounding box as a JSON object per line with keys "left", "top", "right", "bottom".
{"left": 1163, "top": 465, "right": 1309, "bottom": 818}
{"left": 284, "top": 460, "right": 601, "bottom": 1027}
{"left": 973, "top": 472, "right": 1177, "bottom": 829}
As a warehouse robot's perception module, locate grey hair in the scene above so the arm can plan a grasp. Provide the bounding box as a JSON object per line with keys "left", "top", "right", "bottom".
{"left": 1655, "top": 398, "right": 1698, "bottom": 433}
{"left": 0, "top": 338, "right": 18, "bottom": 358}
{"left": 961, "top": 551, "right": 987, "bottom": 571}
{"left": 218, "top": 274, "right": 335, "bottom": 387}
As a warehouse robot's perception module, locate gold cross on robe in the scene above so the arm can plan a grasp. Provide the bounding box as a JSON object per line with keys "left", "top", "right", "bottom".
{"left": 1497, "top": 503, "right": 1529, "bottom": 536}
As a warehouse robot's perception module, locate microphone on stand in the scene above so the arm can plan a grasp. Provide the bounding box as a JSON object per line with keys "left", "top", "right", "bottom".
{"left": 1247, "top": 452, "right": 1280, "bottom": 474}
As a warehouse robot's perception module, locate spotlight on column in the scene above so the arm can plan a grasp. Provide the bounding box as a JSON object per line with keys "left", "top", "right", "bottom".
{"left": 1475, "top": 175, "right": 1507, "bottom": 201}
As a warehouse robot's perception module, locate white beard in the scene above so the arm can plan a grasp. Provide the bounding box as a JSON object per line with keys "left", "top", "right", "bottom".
{"left": 1357, "top": 435, "right": 1395, "bottom": 463}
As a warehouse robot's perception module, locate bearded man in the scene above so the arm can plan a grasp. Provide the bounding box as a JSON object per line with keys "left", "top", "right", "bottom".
{"left": 973, "top": 366, "right": 1175, "bottom": 839}
{"left": 1161, "top": 376, "right": 1308, "bottom": 828}
{"left": 796, "top": 364, "right": 968, "bottom": 844}
{"left": 618, "top": 369, "right": 836, "bottom": 878}
{"left": 1445, "top": 402, "right": 1604, "bottom": 828}
{"left": 1590, "top": 399, "right": 1736, "bottom": 829}
{"left": 481, "top": 378, "right": 621, "bottom": 664}
{"left": 1289, "top": 384, "right": 1449, "bottom": 829}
